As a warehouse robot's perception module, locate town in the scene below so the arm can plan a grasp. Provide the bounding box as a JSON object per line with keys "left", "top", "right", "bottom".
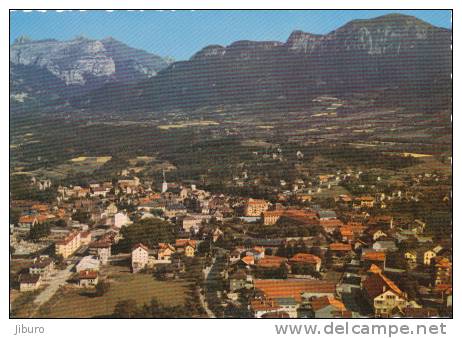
{"left": 10, "top": 157, "right": 452, "bottom": 318}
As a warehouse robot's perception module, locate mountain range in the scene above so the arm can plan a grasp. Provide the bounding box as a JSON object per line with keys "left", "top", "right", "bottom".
{"left": 10, "top": 14, "right": 452, "bottom": 114}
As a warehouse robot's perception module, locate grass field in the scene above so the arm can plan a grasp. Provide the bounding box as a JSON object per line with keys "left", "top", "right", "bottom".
{"left": 38, "top": 266, "right": 191, "bottom": 318}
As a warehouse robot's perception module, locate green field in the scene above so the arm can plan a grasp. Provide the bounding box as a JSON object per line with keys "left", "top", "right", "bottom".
{"left": 38, "top": 266, "right": 191, "bottom": 318}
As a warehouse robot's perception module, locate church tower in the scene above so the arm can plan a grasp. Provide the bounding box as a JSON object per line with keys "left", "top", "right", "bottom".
{"left": 162, "top": 170, "right": 168, "bottom": 193}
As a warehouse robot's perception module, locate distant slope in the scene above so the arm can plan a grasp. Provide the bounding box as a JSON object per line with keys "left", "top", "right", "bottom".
{"left": 11, "top": 14, "right": 452, "bottom": 114}
{"left": 10, "top": 35, "right": 171, "bottom": 112}
{"left": 110, "top": 13, "right": 449, "bottom": 113}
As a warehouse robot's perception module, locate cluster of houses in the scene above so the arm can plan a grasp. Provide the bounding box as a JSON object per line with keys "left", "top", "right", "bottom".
{"left": 10, "top": 169, "right": 452, "bottom": 319}
{"left": 221, "top": 204, "right": 452, "bottom": 318}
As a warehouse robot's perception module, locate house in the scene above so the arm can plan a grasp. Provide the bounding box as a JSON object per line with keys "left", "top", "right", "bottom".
{"left": 78, "top": 270, "right": 99, "bottom": 287}
{"left": 329, "top": 243, "right": 352, "bottom": 257}
{"left": 229, "top": 269, "right": 250, "bottom": 291}
{"left": 317, "top": 210, "right": 337, "bottom": 220}
{"left": 361, "top": 251, "right": 386, "bottom": 268}
{"left": 363, "top": 271, "right": 407, "bottom": 318}
{"left": 164, "top": 203, "right": 187, "bottom": 218}
{"left": 19, "top": 273, "right": 41, "bottom": 292}
{"left": 434, "top": 257, "right": 452, "bottom": 286}
{"left": 354, "top": 196, "right": 375, "bottom": 209}
{"left": 175, "top": 239, "right": 196, "bottom": 257}
{"left": 244, "top": 198, "right": 269, "bottom": 217}
{"left": 132, "top": 243, "right": 149, "bottom": 273}
{"left": 320, "top": 219, "right": 343, "bottom": 233}
{"left": 256, "top": 256, "right": 287, "bottom": 269}
{"left": 55, "top": 231, "right": 82, "bottom": 258}
{"left": 29, "top": 257, "right": 54, "bottom": 279}
{"left": 114, "top": 212, "right": 132, "bottom": 228}
{"left": 254, "top": 279, "right": 337, "bottom": 303}
{"left": 250, "top": 298, "right": 282, "bottom": 318}
{"left": 17, "top": 215, "right": 38, "bottom": 230}
{"left": 273, "top": 297, "right": 299, "bottom": 318}
{"left": 89, "top": 241, "right": 112, "bottom": 265}
{"left": 76, "top": 255, "right": 100, "bottom": 273}
{"left": 339, "top": 227, "right": 354, "bottom": 242}
{"left": 247, "top": 246, "right": 265, "bottom": 261}
{"left": 212, "top": 228, "right": 223, "bottom": 242}
{"left": 181, "top": 215, "right": 201, "bottom": 232}
{"left": 240, "top": 255, "right": 255, "bottom": 267}
{"left": 157, "top": 243, "right": 176, "bottom": 262}
{"left": 369, "top": 229, "right": 388, "bottom": 241}
{"left": 229, "top": 250, "right": 242, "bottom": 264}
{"left": 264, "top": 209, "right": 318, "bottom": 226}
{"left": 262, "top": 210, "right": 283, "bottom": 225}
{"left": 404, "top": 250, "right": 417, "bottom": 263}
{"left": 289, "top": 253, "right": 322, "bottom": 272}
{"left": 80, "top": 231, "right": 92, "bottom": 246}
{"left": 310, "top": 296, "right": 351, "bottom": 318}
{"left": 372, "top": 241, "right": 398, "bottom": 252}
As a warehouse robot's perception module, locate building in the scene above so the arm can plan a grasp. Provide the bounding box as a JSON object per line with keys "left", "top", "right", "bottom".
{"left": 19, "top": 273, "right": 42, "bottom": 292}
{"left": 320, "top": 219, "right": 343, "bottom": 233}
{"left": 114, "top": 212, "right": 131, "bottom": 229}
{"left": 55, "top": 231, "right": 81, "bottom": 258}
{"left": 157, "top": 243, "right": 176, "bottom": 262}
{"left": 434, "top": 256, "right": 452, "bottom": 286}
{"left": 29, "top": 257, "right": 55, "bottom": 279}
{"left": 181, "top": 216, "right": 201, "bottom": 233}
{"left": 262, "top": 210, "right": 283, "bottom": 225}
{"left": 131, "top": 243, "right": 149, "bottom": 273}
{"left": 354, "top": 196, "right": 375, "bottom": 208}
{"left": 244, "top": 198, "right": 269, "bottom": 217}
{"left": 229, "top": 269, "right": 250, "bottom": 291}
{"left": 256, "top": 256, "right": 287, "bottom": 269}
{"left": 80, "top": 231, "right": 92, "bottom": 246}
{"left": 175, "top": 239, "right": 196, "bottom": 257}
{"left": 250, "top": 298, "right": 282, "bottom": 318}
{"left": 310, "top": 296, "right": 351, "bottom": 318}
{"left": 76, "top": 255, "right": 100, "bottom": 273}
{"left": 17, "top": 215, "right": 38, "bottom": 230}
{"left": 78, "top": 270, "right": 99, "bottom": 287}
{"left": 363, "top": 271, "right": 407, "bottom": 318}
{"left": 263, "top": 209, "right": 318, "bottom": 226}
{"left": 89, "top": 241, "right": 112, "bottom": 265}
{"left": 289, "top": 253, "right": 322, "bottom": 272}
{"left": 254, "top": 279, "right": 336, "bottom": 303}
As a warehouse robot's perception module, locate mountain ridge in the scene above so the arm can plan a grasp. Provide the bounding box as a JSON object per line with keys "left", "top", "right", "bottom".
{"left": 10, "top": 13, "right": 452, "bottom": 113}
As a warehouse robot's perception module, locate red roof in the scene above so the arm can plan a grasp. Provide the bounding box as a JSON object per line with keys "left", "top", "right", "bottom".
{"left": 255, "top": 279, "right": 336, "bottom": 302}
{"left": 79, "top": 270, "right": 98, "bottom": 279}
{"left": 289, "top": 253, "right": 321, "bottom": 265}
{"left": 362, "top": 251, "right": 386, "bottom": 262}
{"left": 257, "top": 256, "right": 287, "bottom": 268}
{"left": 363, "top": 273, "right": 404, "bottom": 299}
{"left": 329, "top": 243, "right": 352, "bottom": 251}
{"left": 132, "top": 243, "right": 149, "bottom": 252}
{"left": 311, "top": 296, "right": 346, "bottom": 312}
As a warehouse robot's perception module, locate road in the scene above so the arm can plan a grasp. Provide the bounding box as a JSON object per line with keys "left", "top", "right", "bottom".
{"left": 31, "top": 263, "right": 75, "bottom": 316}
{"left": 203, "top": 249, "right": 227, "bottom": 318}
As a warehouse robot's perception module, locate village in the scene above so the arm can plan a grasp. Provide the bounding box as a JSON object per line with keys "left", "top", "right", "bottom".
{"left": 9, "top": 157, "right": 452, "bottom": 319}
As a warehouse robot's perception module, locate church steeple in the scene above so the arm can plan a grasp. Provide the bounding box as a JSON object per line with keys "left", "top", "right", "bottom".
{"left": 162, "top": 170, "right": 168, "bottom": 193}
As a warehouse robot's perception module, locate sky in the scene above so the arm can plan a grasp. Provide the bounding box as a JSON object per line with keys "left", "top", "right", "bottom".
{"left": 10, "top": 10, "right": 452, "bottom": 61}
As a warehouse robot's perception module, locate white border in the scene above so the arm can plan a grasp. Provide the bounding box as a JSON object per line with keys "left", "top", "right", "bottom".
{"left": 1, "top": 1, "right": 457, "bottom": 337}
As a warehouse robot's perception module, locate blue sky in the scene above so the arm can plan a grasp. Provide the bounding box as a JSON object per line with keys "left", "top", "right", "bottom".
{"left": 10, "top": 10, "right": 452, "bottom": 61}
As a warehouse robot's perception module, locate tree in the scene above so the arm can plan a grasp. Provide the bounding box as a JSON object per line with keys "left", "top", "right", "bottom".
{"left": 95, "top": 280, "right": 110, "bottom": 297}
{"left": 72, "top": 210, "right": 90, "bottom": 224}
{"left": 113, "top": 299, "right": 138, "bottom": 318}
{"left": 29, "top": 222, "right": 51, "bottom": 241}
{"left": 118, "top": 218, "right": 177, "bottom": 252}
